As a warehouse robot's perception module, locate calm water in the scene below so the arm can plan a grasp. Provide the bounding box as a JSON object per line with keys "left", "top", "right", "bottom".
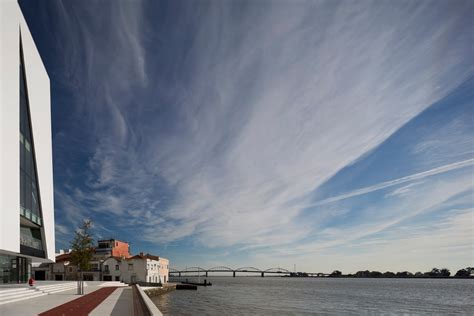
{"left": 151, "top": 277, "right": 473, "bottom": 315}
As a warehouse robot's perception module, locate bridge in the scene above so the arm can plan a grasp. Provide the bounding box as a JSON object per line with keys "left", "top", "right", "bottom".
{"left": 169, "top": 266, "right": 329, "bottom": 278}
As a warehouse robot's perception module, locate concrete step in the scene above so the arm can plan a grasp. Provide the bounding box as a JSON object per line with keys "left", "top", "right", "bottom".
{"left": 0, "top": 282, "right": 86, "bottom": 305}
{"left": 36, "top": 282, "right": 84, "bottom": 294}
{"left": 0, "top": 288, "right": 30, "bottom": 297}
{"left": 0, "top": 291, "right": 47, "bottom": 306}
{"left": 35, "top": 282, "right": 76, "bottom": 288}
{"left": 42, "top": 284, "right": 76, "bottom": 291}
{"left": 36, "top": 284, "right": 76, "bottom": 290}
{"left": 0, "top": 289, "right": 33, "bottom": 300}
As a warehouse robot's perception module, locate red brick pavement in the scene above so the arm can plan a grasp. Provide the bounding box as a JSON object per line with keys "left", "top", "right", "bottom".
{"left": 38, "top": 287, "right": 119, "bottom": 316}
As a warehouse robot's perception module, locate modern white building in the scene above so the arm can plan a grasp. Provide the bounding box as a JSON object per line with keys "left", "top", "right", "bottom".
{"left": 0, "top": 1, "right": 55, "bottom": 283}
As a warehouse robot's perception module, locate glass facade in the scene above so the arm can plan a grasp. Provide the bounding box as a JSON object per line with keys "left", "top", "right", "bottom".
{"left": 19, "top": 37, "right": 45, "bottom": 259}
{"left": 20, "top": 59, "right": 42, "bottom": 226}
{"left": 0, "top": 254, "right": 31, "bottom": 284}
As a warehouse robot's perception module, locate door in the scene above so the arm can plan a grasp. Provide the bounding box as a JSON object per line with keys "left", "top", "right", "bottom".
{"left": 83, "top": 274, "right": 94, "bottom": 281}
{"left": 103, "top": 275, "right": 112, "bottom": 281}
{"left": 35, "top": 270, "right": 46, "bottom": 280}
{"left": 55, "top": 274, "right": 63, "bottom": 281}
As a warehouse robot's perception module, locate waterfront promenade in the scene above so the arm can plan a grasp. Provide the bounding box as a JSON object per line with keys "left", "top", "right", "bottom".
{"left": 0, "top": 281, "right": 149, "bottom": 316}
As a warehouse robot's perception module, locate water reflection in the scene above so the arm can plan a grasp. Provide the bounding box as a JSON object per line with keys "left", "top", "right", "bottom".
{"left": 152, "top": 277, "right": 474, "bottom": 315}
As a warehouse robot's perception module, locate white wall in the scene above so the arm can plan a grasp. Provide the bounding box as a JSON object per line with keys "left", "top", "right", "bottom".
{"left": 0, "top": 1, "right": 55, "bottom": 261}
{"left": 0, "top": 0, "right": 21, "bottom": 255}
{"left": 19, "top": 10, "right": 55, "bottom": 262}
{"left": 146, "top": 259, "right": 160, "bottom": 283}
{"left": 103, "top": 257, "right": 122, "bottom": 281}
{"left": 121, "top": 258, "right": 147, "bottom": 283}
{"left": 159, "top": 258, "right": 169, "bottom": 283}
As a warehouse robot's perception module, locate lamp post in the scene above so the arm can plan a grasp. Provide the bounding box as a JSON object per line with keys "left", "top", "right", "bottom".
{"left": 77, "top": 267, "right": 82, "bottom": 295}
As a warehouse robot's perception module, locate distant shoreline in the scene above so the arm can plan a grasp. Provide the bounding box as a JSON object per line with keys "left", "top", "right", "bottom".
{"left": 170, "top": 275, "right": 473, "bottom": 279}
{"left": 285, "top": 275, "right": 474, "bottom": 279}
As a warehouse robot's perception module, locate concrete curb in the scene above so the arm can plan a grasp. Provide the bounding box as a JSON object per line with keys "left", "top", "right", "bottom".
{"left": 136, "top": 285, "right": 163, "bottom": 316}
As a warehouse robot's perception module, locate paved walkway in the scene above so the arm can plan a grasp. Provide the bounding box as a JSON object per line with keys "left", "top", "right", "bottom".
{"left": 0, "top": 285, "right": 100, "bottom": 316}
{"left": 0, "top": 282, "right": 134, "bottom": 316}
{"left": 38, "top": 287, "right": 119, "bottom": 316}
{"left": 90, "top": 287, "right": 133, "bottom": 316}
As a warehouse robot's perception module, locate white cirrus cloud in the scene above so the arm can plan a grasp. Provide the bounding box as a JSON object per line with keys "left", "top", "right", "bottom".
{"left": 52, "top": 1, "right": 473, "bottom": 265}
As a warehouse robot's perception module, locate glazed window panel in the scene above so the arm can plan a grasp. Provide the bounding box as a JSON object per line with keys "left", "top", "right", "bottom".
{"left": 19, "top": 60, "right": 43, "bottom": 220}
{"left": 20, "top": 171, "right": 25, "bottom": 209}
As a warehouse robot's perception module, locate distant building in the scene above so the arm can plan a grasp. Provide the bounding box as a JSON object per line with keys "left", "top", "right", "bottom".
{"left": 31, "top": 250, "right": 74, "bottom": 281}
{"left": 0, "top": 0, "right": 55, "bottom": 284}
{"left": 32, "top": 239, "right": 169, "bottom": 283}
{"left": 158, "top": 257, "right": 170, "bottom": 283}
{"left": 52, "top": 252, "right": 76, "bottom": 281}
{"left": 95, "top": 239, "right": 131, "bottom": 259}
{"left": 102, "top": 256, "right": 124, "bottom": 282}
{"left": 32, "top": 239, "right": 132, "bottom": 281}
{"left": 116, "top": 253, "right": 169, "bottom": 284}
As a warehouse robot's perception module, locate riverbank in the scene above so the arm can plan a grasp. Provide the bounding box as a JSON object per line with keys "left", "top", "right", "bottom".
{"left": 143, "top": 283, "right": 177, "bottom": 297}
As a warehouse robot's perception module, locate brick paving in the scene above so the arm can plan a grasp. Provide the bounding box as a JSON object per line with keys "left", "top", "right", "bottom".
{"left": 38, "top": 287, "right": 119, "bottom": 316}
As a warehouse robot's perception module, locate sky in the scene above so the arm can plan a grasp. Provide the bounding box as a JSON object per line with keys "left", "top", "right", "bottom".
{"left": 19, "top": 0, "right": 473, "bottom": 274}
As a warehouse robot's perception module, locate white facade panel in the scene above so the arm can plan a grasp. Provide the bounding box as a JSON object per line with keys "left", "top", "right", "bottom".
{"left": 0, "top": 1, "right": 55, "bottom": 262}
{"left": 0, "top": 0, "right": 21, "bottom": 254}
{"left": 19, "top": 11, "right": 55, "bottom": 262}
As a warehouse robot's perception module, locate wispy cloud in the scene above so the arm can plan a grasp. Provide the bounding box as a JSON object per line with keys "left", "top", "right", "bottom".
{"left": 306, "top": 159, "right": 474, "bottom": 208}
{"left": 31, "top": 0, "right": 473, "bottom": 271}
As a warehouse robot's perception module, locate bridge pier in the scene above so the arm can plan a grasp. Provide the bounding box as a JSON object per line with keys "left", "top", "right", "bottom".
{"left": 179, "top": 272, "right": 181, "bottom": 277}
{"left": 261, "top": 272, "right": 264, "bottom": 277}
{"left": 233, "top": 271, "right": 236, "bottom": 277}
{"left": 206, "top": 271, "right": 208, "bottom": 277}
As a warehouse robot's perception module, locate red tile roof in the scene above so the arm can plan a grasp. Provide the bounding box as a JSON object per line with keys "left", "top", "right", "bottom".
{"left": 55, "top": 253, "right": 72, "bottom": 262}
{"left": 128, "top": 253, "right": 160, "bottom": 261}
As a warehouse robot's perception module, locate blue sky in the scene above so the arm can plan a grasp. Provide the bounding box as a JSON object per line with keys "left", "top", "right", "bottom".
{"left": 20, "top": 0, "right": 473, "bottom": 273}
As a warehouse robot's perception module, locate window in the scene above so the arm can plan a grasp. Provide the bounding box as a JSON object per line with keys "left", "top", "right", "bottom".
{"left": 98, "top": 242, "right": 110, "bottom": 249}
{"left": 20, "top": 226, "right": 43, "bottom": 250}
{"left": 128, "top": 264, "right": 133, "bottom": 271}
{"left": 19, "top": 51, "right": 43, "bottom": 227}
{"left": 104, "top": 265, "right": 109, "bottom": 272}
{"left": 115, "top": 265, "right": 119, "bottom": 271}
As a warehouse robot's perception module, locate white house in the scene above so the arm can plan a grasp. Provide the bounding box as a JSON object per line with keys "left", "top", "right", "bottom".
{"left": 103, "top": 253, "right": 169, "bottom": 284}
{"left": 0, "top": 0, "right": 55, "bottom": 284}
{"left": 102, "top": 256, "right": 125, "bottom": 282}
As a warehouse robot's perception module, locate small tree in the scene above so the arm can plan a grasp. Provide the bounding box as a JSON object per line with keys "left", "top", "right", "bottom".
{"left": 70, "top": 219, "right": 94, "bottom": 294}
{"left": 383, "top": 271, "right": 396, "bottom": 278}
{"left": 454, "top": 268, "right": 471, "bottom": 278}
{"left": 428, "top": 268, "right": 440, "bottom": 277}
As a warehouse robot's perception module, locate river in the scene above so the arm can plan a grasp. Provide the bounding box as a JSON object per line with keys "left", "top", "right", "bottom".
{"left": 150, "top": 277, "right": 473, "bottom": 315}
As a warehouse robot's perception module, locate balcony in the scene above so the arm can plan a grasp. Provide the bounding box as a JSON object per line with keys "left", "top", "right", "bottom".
{"left": 20, "top": 207, "right": 42, "bottom": 226}
{"left": 95, "top": 248, "right": 112, "bottom": 253}
{"left": 20, "top": 232, "right": 43, "bottom": 250}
